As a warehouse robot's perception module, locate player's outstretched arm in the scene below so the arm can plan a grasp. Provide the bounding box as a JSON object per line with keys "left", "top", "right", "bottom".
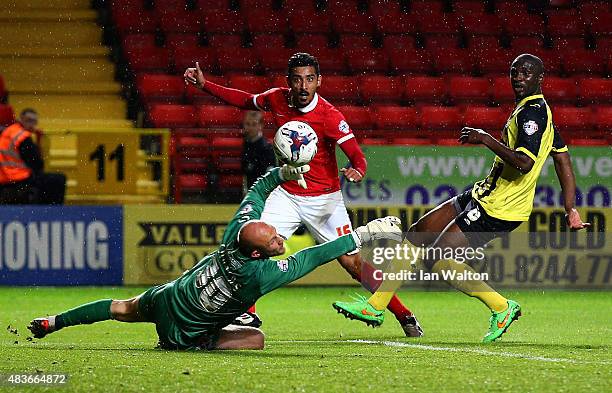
{"left": 183, "top": 62, "right": 258, "bottom": 109}
{"left": 257, "top": 216, "right": 404, "bottom": 294}
{"left": 459, "top": 127, "right": 535, "bottom": 173}
{"left": 552, "top": 151, "right": 590, "bottom": 230}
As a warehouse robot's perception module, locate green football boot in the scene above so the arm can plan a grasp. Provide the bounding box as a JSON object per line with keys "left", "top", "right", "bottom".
{"left": 483, "top": 300, "right": 522, "bottom": 343}
{"left": 332, "top": 294, "right": 385, "bottom": 327}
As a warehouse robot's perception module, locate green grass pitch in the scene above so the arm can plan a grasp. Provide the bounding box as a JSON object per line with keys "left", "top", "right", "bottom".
{"left": 1, "top": 287, "right": 610, "bottom": 392}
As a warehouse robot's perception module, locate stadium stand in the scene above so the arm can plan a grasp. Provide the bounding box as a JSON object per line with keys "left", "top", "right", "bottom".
{"left": 0, "top": 0, "right": 131, "bottom": 130}
{"left": 99, "top": 0, "right": 611, "bottom": 201}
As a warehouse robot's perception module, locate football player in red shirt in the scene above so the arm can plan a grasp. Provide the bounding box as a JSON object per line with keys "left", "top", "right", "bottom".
{"left": 184, "top": 53, "right": 423, "bottom": 336}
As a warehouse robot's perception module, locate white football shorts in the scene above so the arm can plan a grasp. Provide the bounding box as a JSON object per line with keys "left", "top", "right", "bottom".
{"left": 261, "top": 186, "right": 355, "bottom": 248}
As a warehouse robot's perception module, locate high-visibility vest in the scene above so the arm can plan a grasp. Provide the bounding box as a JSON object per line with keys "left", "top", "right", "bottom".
{"left": 0, "top": 123, "right": 33, "bottom": 184}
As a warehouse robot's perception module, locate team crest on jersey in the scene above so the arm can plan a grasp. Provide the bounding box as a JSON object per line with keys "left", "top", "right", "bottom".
{"left": 523, "top": 120, "right": 539, "bottom": 135}
{"left": 239, "top": 204, "right": 254, "bottom": 215}
{"left": 338, "top": 120, "right": 350, "bottom": 134}
{"left": 276, "top": 260, "right": 289, "bottom": 272}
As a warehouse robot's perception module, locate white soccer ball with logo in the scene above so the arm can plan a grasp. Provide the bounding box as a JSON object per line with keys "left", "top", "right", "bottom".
{"left": 273, "top": 121, "right": 318, "bottom": 167}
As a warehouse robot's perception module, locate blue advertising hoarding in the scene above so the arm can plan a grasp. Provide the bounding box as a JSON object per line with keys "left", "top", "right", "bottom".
{"left": 0, "top": 206, "right": 123, "bottom": 285}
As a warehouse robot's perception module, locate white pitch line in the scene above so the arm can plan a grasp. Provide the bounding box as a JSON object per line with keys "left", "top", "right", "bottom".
{"left": 270, "top": 339, "right": 609, "bottom": 365}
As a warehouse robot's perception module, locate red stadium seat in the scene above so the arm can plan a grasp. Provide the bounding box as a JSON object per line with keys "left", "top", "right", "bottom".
{"left": 462, "top": 107, "right": 507, "bottom": 130}
{"left": 590, "top": 12, "right": 612, "bottom": 36}
{"left": 126, "top": 47, "right": 171, "bottom": 72}
{"left": 467, "top": 36, "right": 501, "bottom": 51}
{"left": 318, "top": 76, "right": 360, "bottom": 104}
{"left": 420, "top": 106, "right": 461, "bottom": 130}
{"left": 531, "top": 50, "right": 563, "bottom": 75}
{"left": 201, "top": 9, "right": 244, "bottom": 33}
{"left": 136, "top": 74, "right": 185, "bottom": 104}
{"left": 424, "top": 34, "right": 460, "bottom": 49}
{"left": 288, "top": 8, "right": 331, "bottom": 34}
{"left": 336, "top": 106, "right": 374, "bottom": 130}
{"left": 258, "top": 47, "right": 295, "bottom": 73}
{"left": 373, "top": 106, "right": 418, "bottom": 129}
{"left": 112, "top": 9, "right": 157, "bottom": 35}
{"left": 458, "top": 14, "right": 502, "bottom": 36}
{"left": 252, "top": 34, "right": 287, "bottom": 50}
{"left": 554, "top": 107, "right": 593, "bottom": 131}
{"left": 216, "top": 47, "right": 259, "bottom": 73}
{"left": 547, "top": 14, "right": 587, "bottom": 37}
{"left": 241, "top": 0, "right": 276, "bottom": 10}
{"left": 542, "top": 77, "right": 577, "bottom": 104}
{"left": 344, "top": 48, "right": 389, "bottom": 74}
{"left": 382, "top": 35, "right": 417, "bottom": 51}
{"left": 561, "top": 49, "right": 606, "bottom": 75}
{"left": 359, "top": 76, "right": 404, "bottom": 104}
{"left": 491, "top": 76, "right": 514, "bottom": 103}
{"left": 511, "top": 37, "right": 545, "bottom": 52}
{"left": 0, "top": 104, "right": 15, "bottom": 126}
{"left": 578, "top": 1, "right": 611, "bottom": 24}
{"left": 295, "top": 34, "right": 330, "bottom": 52}
{"left": 305, "top": 48, "right": 346, "bottom": 74}
{"left": 330, "top": 9, "right": 375, "bottom": 34}
{"left": 453, "top": 0, "right": 487, "bottom": 17}
{"left": 217, "top": 174, "right": 244, "bottom": 190}
{"left": 500, "top": 13, "right": 545, "bottom": 36}
{"left": 198, "top": 106, "right": 244, "bottom": 128}
{"left": 596, "top": 36, "right": 612, "bottom": 52}
{"left": 594, "top": 106, "right": 612, "bottom": 130}
{"left": 174, "top": 174, "right": 208, "bottom": 203}
{"left": 578, "top": 78, "right": 612, "bottom": 103}
{"left": 228, "top": 75, "right": 271, "bottom": 94}
{"left": 475, "top": 47, "right": 514, "bottom": 75}
{"left": 495, "top": 0, "right": 527, "bottom": 15}
{"left": 122, "top": 34, "right": 156, "bottom": 54}
{"left": 172, "top": 46, "right": 218, "bottom": 74}
{"left": 372, "top": 11, "right": 419, "bottom": 35}
{"left": 244, "top": 8, "right": 289, "bottom": 34}
{"left": 158, "top": 11, "right": 203, "bottom": 34}
{"left": 208, "top": 34, "right": 243, "bottom": 48}
{"left": 552, "top": 37, "right": 586, "bottom": 52}
{"left": 448, "top": 76, "right": 491, "bottom": 104}
{"left": 387, "top": 49, "right": 433, "bottom": 74}
{"left": 411, "top": 0, "right": 445, "bottom": 18}
{"left": 431, "top": 48, "right": 472, "bottom": 74}
{"left": 165, "top": 34, "right": 199, "bottom": 52}
{"left": 337, "top": 35, "right": 373, "bottom": 51}
{"left": 419, "top": 15, "right": 459, "bottom": 35}
{"left": 149, "top": 104, "right": 197, "bottom": 128}
{"left": 404, "top": 76, "right": 446, "bottom": 103}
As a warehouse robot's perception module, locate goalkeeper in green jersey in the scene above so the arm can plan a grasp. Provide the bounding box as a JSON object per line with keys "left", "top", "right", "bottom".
{"left": 28, "top": 165, "right": 404, "bottom": 350}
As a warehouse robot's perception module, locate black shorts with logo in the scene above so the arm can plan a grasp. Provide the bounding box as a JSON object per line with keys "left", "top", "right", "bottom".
{"left": 452, "top": 189, "right": 522, "bottom": 247}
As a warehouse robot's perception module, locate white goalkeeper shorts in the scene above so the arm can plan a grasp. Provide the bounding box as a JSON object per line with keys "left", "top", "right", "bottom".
{"left": 261, "top": 186, "right": 355, "bottom": 248}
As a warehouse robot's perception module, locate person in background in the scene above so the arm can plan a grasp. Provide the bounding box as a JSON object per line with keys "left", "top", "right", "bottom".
{"left": 0, "top": 108, "right": 66, "bottom": 204}
{"left": 241, "top": 110, "right": 275, "bottom": 192}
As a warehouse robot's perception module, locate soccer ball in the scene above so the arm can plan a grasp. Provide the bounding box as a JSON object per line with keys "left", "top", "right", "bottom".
{"left": 273, "top": 121, "right": 318, "bottom": 167}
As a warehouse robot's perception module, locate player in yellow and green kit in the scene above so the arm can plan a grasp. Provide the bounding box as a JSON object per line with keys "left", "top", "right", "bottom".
{"left": 333, "top": 54, "right": 590, "bottom": 342}
{"left": 28, "top": 165, "right": 404, "bottom": 350}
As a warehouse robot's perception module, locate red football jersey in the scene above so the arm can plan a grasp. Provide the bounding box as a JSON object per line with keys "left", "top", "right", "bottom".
{"left": 254, "top": 88, "right": 356, "bottom": 196}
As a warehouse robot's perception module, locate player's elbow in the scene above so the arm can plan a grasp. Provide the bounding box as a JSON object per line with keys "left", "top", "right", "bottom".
{"left": 517, "top": 159, "right": 534, "bottom": 174}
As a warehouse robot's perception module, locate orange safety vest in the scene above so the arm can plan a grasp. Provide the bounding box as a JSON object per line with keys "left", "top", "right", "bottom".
{"left": 0, "top": 123, "right": 33, "bottom": 184}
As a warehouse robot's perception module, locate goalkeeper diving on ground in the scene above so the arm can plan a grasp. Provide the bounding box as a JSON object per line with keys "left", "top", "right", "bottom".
{"left": 28, "top": 165, "right": 404, "bottom": 350}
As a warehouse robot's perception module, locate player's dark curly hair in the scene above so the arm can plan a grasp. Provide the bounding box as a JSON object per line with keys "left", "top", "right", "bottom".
{"left": 287, "top": 52, "right": 320, "bottom": 76}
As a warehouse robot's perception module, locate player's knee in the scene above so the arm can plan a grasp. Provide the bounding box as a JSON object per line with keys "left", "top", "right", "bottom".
{"left": 248, "top": 329, "right": 265, "bottom": 350}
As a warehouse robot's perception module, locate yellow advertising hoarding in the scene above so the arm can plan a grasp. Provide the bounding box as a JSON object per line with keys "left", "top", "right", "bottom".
{"left": 123, "top": 205, "right": 611, "bottom": 288}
